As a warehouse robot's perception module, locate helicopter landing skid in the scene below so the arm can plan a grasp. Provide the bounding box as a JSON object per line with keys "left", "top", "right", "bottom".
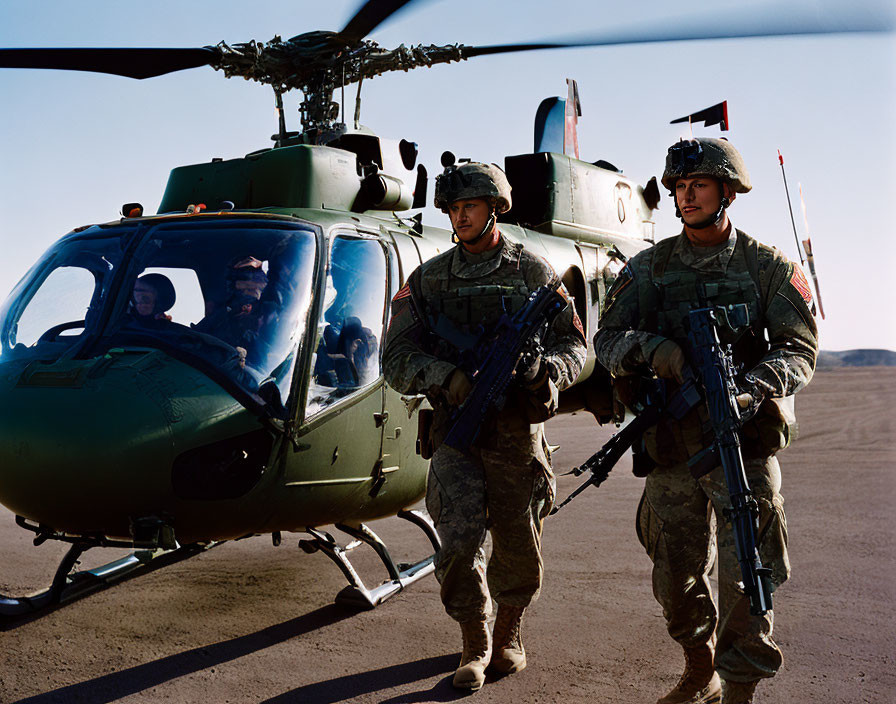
{"left": 0, "top": 540, "right": 221, "bottom": 624}
{"left": 299, "top": 509, "right": 440, "bottom": 610}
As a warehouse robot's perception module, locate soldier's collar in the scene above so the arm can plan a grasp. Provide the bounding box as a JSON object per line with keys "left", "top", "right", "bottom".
{"left": 451, "top": 233, "right": 508, "bottom": 278}
{"left": 675, "top": 224, "right": 738, "bottom": 271}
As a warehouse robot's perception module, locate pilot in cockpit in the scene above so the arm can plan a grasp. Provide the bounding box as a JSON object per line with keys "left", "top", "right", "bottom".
{"left": 129, "top": 274, "right": 176, "bottom": 328}
{"left": 194, "top": 257, "right": 269, "bottom": 367}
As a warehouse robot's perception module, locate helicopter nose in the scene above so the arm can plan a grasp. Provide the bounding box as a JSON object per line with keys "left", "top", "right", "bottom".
{"left": 0, "top": 349, "right": 256, "bottom": 538}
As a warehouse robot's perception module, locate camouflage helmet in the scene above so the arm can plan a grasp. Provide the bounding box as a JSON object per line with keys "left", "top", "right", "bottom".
{"left": 661, "top": 138, "right": 752, "bottom": 193}
{"left": 434, "top": 162, "right": 512, "bottom": 214}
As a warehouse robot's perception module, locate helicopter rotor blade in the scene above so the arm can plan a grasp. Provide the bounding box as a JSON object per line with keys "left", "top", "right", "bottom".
{"left": 0, "top": 47, "right": 218, "bottom": 79}
{"left": 462, "top": 3, "right": 893, "bottom": 58}
{"left": 337, "top": 0, "right": 421, "bottom": 46}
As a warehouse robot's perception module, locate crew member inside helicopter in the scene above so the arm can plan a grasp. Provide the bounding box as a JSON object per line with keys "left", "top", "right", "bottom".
{"left": 129, "top": 273, "right": 176, "bottom": 328}
{"left": 193, "top": 256, "right": 270, "bottom": 368}
{"left": 312, "top": 241, "right": 380, "bottom": 391}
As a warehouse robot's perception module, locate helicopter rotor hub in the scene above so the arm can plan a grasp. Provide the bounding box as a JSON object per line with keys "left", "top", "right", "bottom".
{"left": 210, "top": 35, "right": 468, "bottom": 132}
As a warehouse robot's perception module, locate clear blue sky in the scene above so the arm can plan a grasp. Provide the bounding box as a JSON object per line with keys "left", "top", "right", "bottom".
{"left": 0, "top": 0, "right": 892, "bottom": 351}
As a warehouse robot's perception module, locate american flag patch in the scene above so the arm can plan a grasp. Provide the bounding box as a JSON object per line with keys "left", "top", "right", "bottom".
{"left": 392, "top": 282, "right": 412, "bottom": 302}
{"left": 790, "top": 265, "right": 813, "bottom": 305}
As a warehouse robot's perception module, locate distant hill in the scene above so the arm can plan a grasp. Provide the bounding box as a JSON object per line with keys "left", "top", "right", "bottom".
{"left": 816, "top": 349, "right": 896, "bottom": 369}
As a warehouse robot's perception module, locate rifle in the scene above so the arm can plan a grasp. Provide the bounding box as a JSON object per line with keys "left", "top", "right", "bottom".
{"left": 686, "top": 303, "right": 774, "bottom": 616}
{"left": 551, "top": 377, "right": 700, "bottom": 515}
{"left": 442, "top": 278, "right": 565, "bottom": 451}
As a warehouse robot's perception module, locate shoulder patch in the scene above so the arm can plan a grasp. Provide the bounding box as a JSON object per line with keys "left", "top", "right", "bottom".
{"left": 600, "top": 262, "right": 634, "bottom": 318}
{"left": 607, "top": 262, "right": 634, "bottom": 298}
{"left": 392, "top": 282, "right": 412, "bottom": 303}
{"left": 789, "top": 264, "right": 813, "bottom": 306}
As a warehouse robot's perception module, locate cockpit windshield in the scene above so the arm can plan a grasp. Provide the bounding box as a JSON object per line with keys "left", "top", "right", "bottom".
{"left": 0, "top": 219, "right": 318, "bottom": 412}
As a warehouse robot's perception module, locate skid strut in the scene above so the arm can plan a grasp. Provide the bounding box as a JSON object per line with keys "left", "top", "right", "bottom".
{"left": 1, "top": 540, "right": 221, "bottom": 623}
{"left": 299, "top": 509, "right": 440, "bottom": 609}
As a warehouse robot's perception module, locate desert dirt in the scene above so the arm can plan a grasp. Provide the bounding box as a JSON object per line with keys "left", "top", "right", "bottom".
{"left": 0, "top": 367, "right": 893, "bottom": 704}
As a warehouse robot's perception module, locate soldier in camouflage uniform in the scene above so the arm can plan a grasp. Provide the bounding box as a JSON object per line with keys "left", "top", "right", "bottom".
{"left": 595, "top": 138, "right": 818, "bottom": 704}
{"left": 382, "top": 162, "right": 586, "bottom": 691}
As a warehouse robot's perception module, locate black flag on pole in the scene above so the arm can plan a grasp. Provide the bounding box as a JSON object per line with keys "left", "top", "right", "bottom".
{"left": 670, "top": 101, "right": 729, "bottom": 131}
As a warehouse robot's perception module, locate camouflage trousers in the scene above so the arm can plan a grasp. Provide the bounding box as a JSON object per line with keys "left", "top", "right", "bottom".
{"left": 426, "top": 439, "right": 555, "bottom": 623}
{"left": 636, "top": 455, "right": 790, "bottom": 683}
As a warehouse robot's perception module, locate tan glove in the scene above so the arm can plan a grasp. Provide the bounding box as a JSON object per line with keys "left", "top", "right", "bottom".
{"left": 736, "top": 392, "right": 754, "bottom": 409}
{"left": 735, "top": 378, "right": 767, "bottom": 419}
{"left": 650, "top": 340, "right": 686, "bottom": 383}
{"left": 445, "top": 369, "right": 472, "bottom": 406}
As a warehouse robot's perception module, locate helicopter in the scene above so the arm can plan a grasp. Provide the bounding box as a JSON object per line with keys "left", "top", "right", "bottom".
{"left": 0, "top": 0, "right": 890, "bottom": 622}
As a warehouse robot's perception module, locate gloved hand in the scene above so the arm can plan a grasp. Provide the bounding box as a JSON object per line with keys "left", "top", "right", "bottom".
{"left": 445, "top": 368, "right": 472, "bottom": 406}
{"left": 515, "top": 349, "right": 544, "bottom": 386}
{"left": 650, "top": 340, "right": 686, "bottom": 383}
{"left": 735, "top": 379, "right": 767, "bottom": 420}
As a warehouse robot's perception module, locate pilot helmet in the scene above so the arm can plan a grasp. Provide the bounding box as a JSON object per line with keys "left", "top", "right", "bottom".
{"left": 661, "top": 138, "right": 752, "bottom": 194}
{"left": 434, "top": 162, "right": 512, "bottom": 214}
{"left": 134, "top": 273, "right": 176, "bottom": 316}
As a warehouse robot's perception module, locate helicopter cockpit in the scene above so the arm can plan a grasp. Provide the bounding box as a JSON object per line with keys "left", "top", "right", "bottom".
{"left": 0, "top": 219, "right": 318, "bottom": 415}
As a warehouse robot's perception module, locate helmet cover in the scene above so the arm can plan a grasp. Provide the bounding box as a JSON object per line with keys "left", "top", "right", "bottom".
{"left": 661, "top": 138, "right": 751, "bottom": 193}
{"left": 434, "top": 162, "right": 512, "bottom": 213}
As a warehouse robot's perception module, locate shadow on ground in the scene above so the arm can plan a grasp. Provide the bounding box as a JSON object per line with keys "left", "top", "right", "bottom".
{"left": 262, "top": 653, "right": 467, "bottom": 703}
{"left": 12, "top": 605, "right": 354, "bottom": 704}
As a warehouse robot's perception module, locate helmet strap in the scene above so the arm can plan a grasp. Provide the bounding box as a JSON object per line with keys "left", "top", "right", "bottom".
{"left": 453, "top": 211, "right": 497, "bottom": 248}
{"left": 677, "top": 196, "right": 730, "bottom": 230}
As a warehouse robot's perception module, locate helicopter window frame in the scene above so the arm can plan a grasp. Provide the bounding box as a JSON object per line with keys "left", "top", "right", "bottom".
{"left": 54, "top": 216, "right": 325, "bottom": 420}
{"left": 132, "top": 218, "right": 321, "bottom": 413}
{"left": 303, "top": 230, "right": 393, "bottom": 421}
{"left": 0, "top": 228, "right": 136, "bottom": 358}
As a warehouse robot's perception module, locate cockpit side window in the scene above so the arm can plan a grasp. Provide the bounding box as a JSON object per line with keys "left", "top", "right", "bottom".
{"left": 0, "top": 234, "right": 124, "bottom": 356}
{"left": 13, "top": 266, "right": 97, "bottom": 347}
{"left": 129, "top": 267, "right": 205, "bottom": 327}
{"left": 306, "top": 235, "right": 388, "bottom": 416}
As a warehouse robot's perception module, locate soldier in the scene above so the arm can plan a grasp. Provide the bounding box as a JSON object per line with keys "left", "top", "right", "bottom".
{"left": 194, "top": 256, "right": 269, "bottom": 365}
{"left": 382, "top": 162, "right": 586, "bottom": 691}
{"left": 595, "top": 138, "right": 818, "bottom": 704}
{"left": 130, "top": 273, "right": 176, "bottom": 326}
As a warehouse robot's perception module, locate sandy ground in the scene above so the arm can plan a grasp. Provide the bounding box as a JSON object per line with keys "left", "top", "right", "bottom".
{"left": 0, "top": 367, "right": 893, "bottom": 704}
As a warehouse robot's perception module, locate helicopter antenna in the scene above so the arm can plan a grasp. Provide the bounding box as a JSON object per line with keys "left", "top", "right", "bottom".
{"left": 776, "top": 150, "right": 806, "bottom": 266}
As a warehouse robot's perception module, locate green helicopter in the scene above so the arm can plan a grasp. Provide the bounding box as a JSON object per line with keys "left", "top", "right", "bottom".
{"left": 0, "top": 0, "right": 887, "bottom": 621}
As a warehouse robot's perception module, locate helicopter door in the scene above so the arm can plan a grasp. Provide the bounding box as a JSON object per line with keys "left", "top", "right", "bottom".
{"left": 377, "top": 235, "right": 425, "bottom": 499}
{"left": 296, "top": 235, "right": 390, "bottom": 510}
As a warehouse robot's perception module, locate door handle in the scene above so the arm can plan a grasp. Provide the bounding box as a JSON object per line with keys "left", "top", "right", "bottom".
{"left": 373, "top": 411, "right": 389, "bottom": 427}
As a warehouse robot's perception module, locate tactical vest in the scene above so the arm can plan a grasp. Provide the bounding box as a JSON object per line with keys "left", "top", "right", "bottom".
{"left": 635, "top": 231, "right": 792, "bottom": 462}
{"left": 639, "top": 230, "right": 768, "bottom": 372}
{"left": 415, "top": 242, "right": 552, "bottom": 453}
{"left": 419, "top": 244, "right": 530, "bottom": 365}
